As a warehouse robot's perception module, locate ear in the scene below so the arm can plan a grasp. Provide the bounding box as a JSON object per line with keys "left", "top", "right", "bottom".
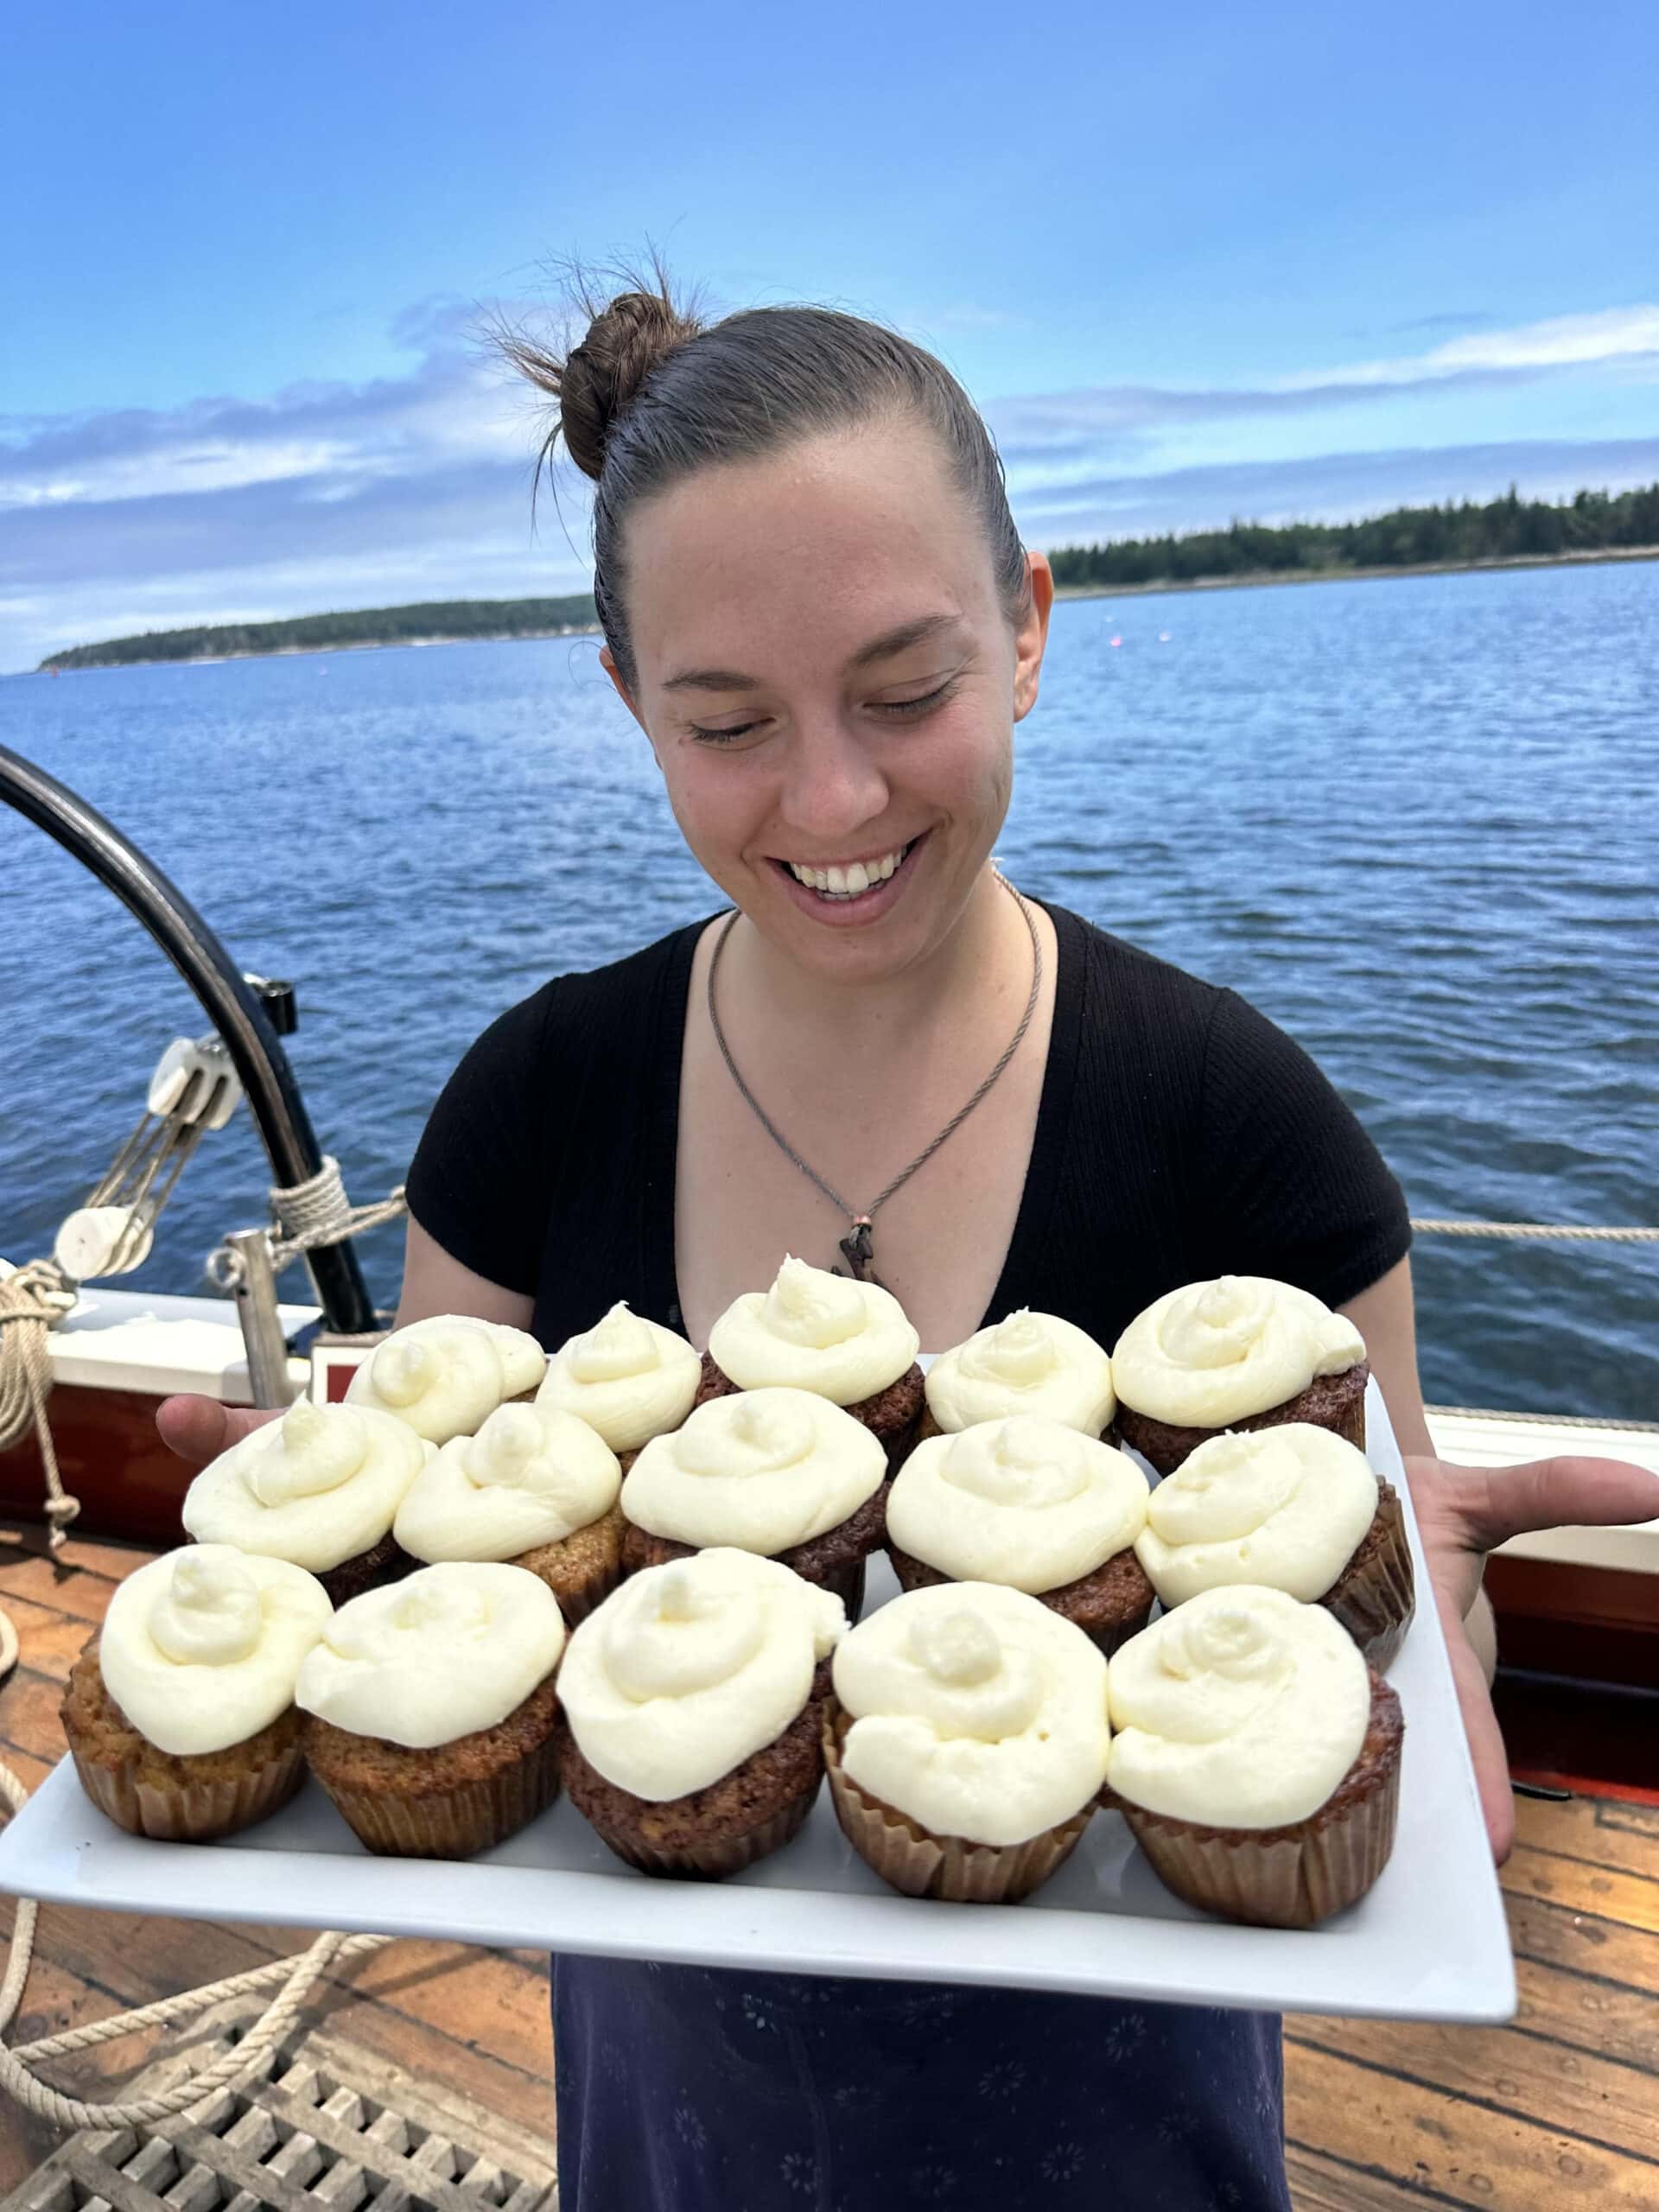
{"left": 1012, "top": 550, "right": 1054, "bottom": 724}
{"left": 600, "top": 645, "right": 661, "bottom": 765}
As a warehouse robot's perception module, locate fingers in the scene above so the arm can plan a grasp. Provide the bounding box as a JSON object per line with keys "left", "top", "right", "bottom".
{"left": 1411, "top": 1453, "right": 1659, "bottom": 1557}
{"left": 155, "top": 1395, "right": 283, "bottom": 1468}
{"left": 1433, "top": 1574, "right": 1517, "bottom": 1863}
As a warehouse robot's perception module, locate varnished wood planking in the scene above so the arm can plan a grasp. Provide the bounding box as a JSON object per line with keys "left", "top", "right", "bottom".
{"left": 1512, "top": 1954, "right": 1659, "bottom": 2075}
{"left": 1513, "top": 1791, "right": 1659, "bottom": 1881}
{"left": 1509, "top": 1889, "right": 1659, "bottom": 1998}
{"left": 1502, "top": 1842, "right": 1659, "bottom": 1937}
{"left": 1286, "top": 2142, "right": 1478, "bottom": 2212}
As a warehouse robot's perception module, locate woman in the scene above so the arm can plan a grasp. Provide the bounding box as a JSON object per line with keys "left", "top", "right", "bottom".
{"left": 162, "top": 277, "right": 1658, "bottom": 2211}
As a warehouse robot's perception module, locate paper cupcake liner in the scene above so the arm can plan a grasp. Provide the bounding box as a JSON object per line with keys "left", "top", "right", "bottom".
{"left": 314, "top": 1726, "right": 563, "bottom": 1859}
{"left": 71, "top": 1738, "right": 308, "bottom": 1844}
{"left": 1119, "top": 1748, "right": 1401, "bottom": 1929}
{"left": 1322, "top": 1483, "right": 1416, "bottom": 1671}
{"left": 588, "top": 1783, "right": 820, "bottom": 1881}
{"left": 823, "top": 1712, "right": 1093, "bottom": 1903}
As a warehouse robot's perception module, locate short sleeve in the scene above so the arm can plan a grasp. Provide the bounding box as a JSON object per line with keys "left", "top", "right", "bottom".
{"left": 1191, "top": 989, "right": 1411, "bottom": 1310}
{"left": 404, "top": 983, "right": 562, "bottom": 1296}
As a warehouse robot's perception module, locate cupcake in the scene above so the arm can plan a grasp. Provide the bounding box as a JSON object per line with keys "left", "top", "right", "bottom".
{"left": 393, "top": 1402, "right": 625, "bottom": 1625}
{"left": 345, "top": 1314, "right": 547, "bottom": 1445}
{"left": 1134, "top": 1424, "right": 1415, "bottom": 1669}
{"left": 823, "top": 1582, "right": 1109, "bottom": 1903}
{"left": 1105, "top": 1585, "right": 1403, "bottom": 1928}
{"left": 920, "top": 1309, "right": 1116, "bottom": 1444}
{"left": 296, "top": 1561, "right": 567, "bottom": 1859}
{"left": 61, "top": 1546, "right": 332, "bottom": 1841}
{"left": 537, "top": 1301, "right": 700, "bottom": 1474}
{"left": 620, "top": 1387, "right": 887, "bottom": 1616}
{"left": 181, "top": 1398, "right": 428, "bottom": 1604}
{"left": 557, "top": 1548, "right": 847, "bottom": 1878}
{"left": 1111, "top": 1275, "right": 1369, "bottom": 1474}
{"left": 887, "top": 1416, "right": 1154, "bottom": 1654}
{"left": 702, "top": 1255, "right": 924, "bottom": 1469}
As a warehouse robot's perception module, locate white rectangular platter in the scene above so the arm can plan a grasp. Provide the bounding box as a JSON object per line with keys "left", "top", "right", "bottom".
{"left": 0, "top": 1380, "right": 1516, "bottom": 2022}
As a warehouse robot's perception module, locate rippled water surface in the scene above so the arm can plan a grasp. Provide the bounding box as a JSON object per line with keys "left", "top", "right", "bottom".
{"left": 3, "top": 561, "right": 1656, "bottom": 1417}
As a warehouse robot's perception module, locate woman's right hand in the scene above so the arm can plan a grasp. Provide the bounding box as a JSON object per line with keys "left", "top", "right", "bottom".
{"left": 156, "top": 1395, "right": 283, "bottom": 1469}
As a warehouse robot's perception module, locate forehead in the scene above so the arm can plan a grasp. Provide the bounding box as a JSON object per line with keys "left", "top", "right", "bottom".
{"left": 622, "top": 423, "right": 995, "bottom": 678}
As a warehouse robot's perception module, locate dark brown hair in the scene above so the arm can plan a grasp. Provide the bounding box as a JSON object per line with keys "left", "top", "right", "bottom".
{"left": 499, "top": 265, "right": 1031, "bottom": 690}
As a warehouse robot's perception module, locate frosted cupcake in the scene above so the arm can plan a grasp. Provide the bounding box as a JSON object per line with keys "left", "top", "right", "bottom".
{"left": 702, "top": 1256, "right": 924, "bottom": 1468}
{"left": 620, "top": 1387, "right": 887, "bottom": 1616}
{"left": 887, "top": 1416, "right": 1154, "bottom": 1653}
{"left": 1135, "top": 1425, "right": 1415, "bottom": 1669}
{"left": 61, "top": 1546, "right": 332, "bottom": 1841}
{"left": 181, "top": 1398, "right": 428, "bottom": 1603}
{"left": 921, "top": 1309, "right": 1116, "bottom": 1444}
{"left": 346, "top": 1314, "right": 547, "bottom": 1445}
{"left": 823, "top": 1582, "right": 1110, "bottom": 1903}
{"left": 537, "top": 1301, "right": 700, "bottom": 1474}
{"left": 394, "top": 1402, "right": 625, "bottom": 1624}
{"left": 296, "top": 1561, "right": 567, "bottom": 1858}
{"left": 1106, "top": 1585, "right": 1403, "bottom": 1928}
{"left": 558, "top": 1548, "right": 847, "bottom": 1878}
{"left": 1111, "top": 1275, "right": 1369, "bottom": 1474}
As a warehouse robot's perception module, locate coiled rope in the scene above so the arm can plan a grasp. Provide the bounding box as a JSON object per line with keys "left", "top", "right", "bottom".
{"left": 0, "top": 1262, "right": 80, "bottom": 1552}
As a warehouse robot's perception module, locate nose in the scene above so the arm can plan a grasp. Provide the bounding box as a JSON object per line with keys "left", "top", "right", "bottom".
{"left": 775, "top": 715, "right": 891, "bottom": 844}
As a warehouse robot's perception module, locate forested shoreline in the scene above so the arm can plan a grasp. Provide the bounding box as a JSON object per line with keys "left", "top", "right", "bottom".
{"left": 39, "top": 593, "right": 599, "bottom": 671}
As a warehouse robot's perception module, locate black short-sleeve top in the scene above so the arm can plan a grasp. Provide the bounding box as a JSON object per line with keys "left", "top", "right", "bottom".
{"left": 405, "top": 902, "right": 1410, "bottom": 1351}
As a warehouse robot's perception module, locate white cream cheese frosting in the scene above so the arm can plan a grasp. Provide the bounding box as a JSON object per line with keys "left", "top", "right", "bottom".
{"left": 98, "top": 1545, "right": 333, "bottom": 1757}
{"left": 620, "top": 1387, "right": 886, "bottom": 1556}
{"left": 887, "top": 1417, "right": 1149, "bottom": 1594}
{"left": 708, "top": 1255, "right": 919, "bottom": 1405}
{"left": 1106, "top": 1584, "right": 1371, "bottom": 1827}
{"left": 1135, "top": 1424, "right": 1378, "bottom": 1606}
{"left": 293, "top": 1561, "right": 566, "bottom": 1750}
{"left": 181, "top": 1399, "right": 429, "bottom": 1573}
{"left": 558, "top": 1548, "right": 846, "bottom": 1801}
{"left": 394, "top": 1403, "right": 621, "bottom": 1562}
{"left": 925, "top": 1310, "right": 1117, "bottom": 1435}
{"left": 537, "top": 1302, "right": 700, "bottom": 1452}
{"left": 1110, "top": 1275, "right": 1365, "bottom": 1427}
{"left": 345, "top": 1316, "right": 548, "bottom": 1444}
{"left": 832, "top": 1582, "right": 1111, "bottom": 1846}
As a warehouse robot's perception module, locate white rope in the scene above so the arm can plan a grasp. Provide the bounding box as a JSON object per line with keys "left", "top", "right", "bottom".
{"left": 0, "top": 1262, "right": 81, "bottom": 1551}
{"left": 213, "top": 1156, "right": 409, "bottom": 1279}
{"left": 1411, "top": 1217, "right": 1659, "bottom": 1243}
{"left": 1427, "top": 1401, "right": 1659, "bottom": 1433}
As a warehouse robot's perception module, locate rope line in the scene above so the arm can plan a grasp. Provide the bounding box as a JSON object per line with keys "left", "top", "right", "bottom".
{"left": 0, "top": 1262, "right": 80, "bottom": 1550}
{"left": 1410, "top": 1217, "right": 1658, "bottom": 1243}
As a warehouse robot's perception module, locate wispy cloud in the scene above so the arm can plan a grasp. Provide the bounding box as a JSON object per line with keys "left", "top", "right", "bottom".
{"left": 1278, "top": 304, "right": 1659, "bottom": 391}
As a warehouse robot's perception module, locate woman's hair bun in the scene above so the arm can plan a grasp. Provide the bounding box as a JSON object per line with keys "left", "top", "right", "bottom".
{"left": 558, "top": 289, "right": 701, "bottom": 480}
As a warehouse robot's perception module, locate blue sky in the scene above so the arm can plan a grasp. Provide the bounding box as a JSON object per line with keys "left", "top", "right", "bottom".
{"left": 3, "top": 0, "right": 1656, "bottom": 671}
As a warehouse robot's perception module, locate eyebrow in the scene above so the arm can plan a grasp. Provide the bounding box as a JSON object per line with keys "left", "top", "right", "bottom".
{"left": 661, "top": 613, "right": 963, "bottom": 693}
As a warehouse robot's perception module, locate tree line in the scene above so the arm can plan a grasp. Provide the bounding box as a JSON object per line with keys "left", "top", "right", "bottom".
{"left": 1046, "top": 481, "right": 1659, "bottom": 591}
{"left": 40, "top": 594, "right": 599, "bottom": 671}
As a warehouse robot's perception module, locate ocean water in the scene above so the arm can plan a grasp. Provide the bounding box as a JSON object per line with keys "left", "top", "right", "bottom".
{"left": 2, "top": 560, "right": 1656, "bottom": 1419}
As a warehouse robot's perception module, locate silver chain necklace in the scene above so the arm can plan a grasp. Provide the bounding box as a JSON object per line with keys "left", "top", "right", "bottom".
{"left": 705, "top": 874, "right": 1043, "bottom": 1284}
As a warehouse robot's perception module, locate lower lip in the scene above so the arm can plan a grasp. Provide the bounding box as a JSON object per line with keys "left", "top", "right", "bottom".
{"left": 770, "top": 836, "right": 926, "bottom": 926}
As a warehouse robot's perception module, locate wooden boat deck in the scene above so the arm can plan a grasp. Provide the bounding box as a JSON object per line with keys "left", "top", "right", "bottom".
{"left": 3, "top": 1531, "right": 1656, "bottom": 2209}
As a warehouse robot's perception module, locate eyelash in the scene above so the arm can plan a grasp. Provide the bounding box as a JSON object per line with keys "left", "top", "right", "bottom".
{"left": 690, "top": 677, "right": 960, "bottom": 745}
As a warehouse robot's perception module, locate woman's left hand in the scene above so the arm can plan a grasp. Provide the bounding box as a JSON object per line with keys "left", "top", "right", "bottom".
{"left": 1403, "top": 1452, "right": 1659, "bottom": 1861}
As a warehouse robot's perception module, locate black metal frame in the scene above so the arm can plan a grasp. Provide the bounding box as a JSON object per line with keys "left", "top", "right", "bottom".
{"left": 1, "top": 741, "right": 377, "bottom": 1332}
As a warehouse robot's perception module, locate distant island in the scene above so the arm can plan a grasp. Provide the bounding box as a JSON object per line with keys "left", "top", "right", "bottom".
{"left": 36, "top": 481, "right": 1659, "bottom": 671}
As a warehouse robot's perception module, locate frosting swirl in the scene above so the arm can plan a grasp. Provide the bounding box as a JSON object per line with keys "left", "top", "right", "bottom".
{"left": 537, "top": 1302, "right": 700, "bottom": 1452}
{"left": 1106, "top": 1585, "right": 1371, "bottom": 1827}
{"left": 294, "top": 1561, "right": 565, "bottom": 1749}
{"left": 345, "top": 1316, "right": 547, "bottom": 1443}
{"left": 1110, "top": 1276, "right": 1364, "bottom": 1427}
{"left": 708, "top": 1255, "right": 918, "bottom": 1404}
{"left": 620, "top": 1387, "right": 885, "bottom": 1555}
{"left": 1135, "top": 1424, "right": 1377, "bottom": 1605}
{"left": 887, "top": 1416, "right": 1148, "bottom": 1593}
{"left": 832, "top": 1582, "right": 1110, "bottom": 1846}
{"left": 181, "top": 1399, "right": 428, "bottom": 1572}
{"left": 98, "top": 1545, "right": 333, "bottom": 1756}
{"left": 394, "top": 1403, "right": 621, "bottom": 1562}
{"left": 558, "top": 1548, "right": 846, "bottom": 1800}
{"left": 925, "top": 1310, "right": 1116, "bottom": 1435}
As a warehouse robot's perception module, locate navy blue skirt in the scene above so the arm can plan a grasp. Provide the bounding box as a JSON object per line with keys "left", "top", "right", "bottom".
{"left": 552, "top": 1959, "right": 1291, "bottom": 2210}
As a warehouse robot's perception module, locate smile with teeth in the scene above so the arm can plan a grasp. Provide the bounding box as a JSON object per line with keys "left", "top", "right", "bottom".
{"left": 783, "top": 841, "right": 915, "bottom": 899}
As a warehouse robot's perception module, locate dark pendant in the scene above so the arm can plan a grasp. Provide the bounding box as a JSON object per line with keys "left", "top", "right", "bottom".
{"left": 833, "top": 1216, "right": 881, "bottom": 1286}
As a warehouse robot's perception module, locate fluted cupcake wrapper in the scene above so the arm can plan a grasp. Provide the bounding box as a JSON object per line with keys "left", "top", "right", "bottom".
{"left": 823, "top": 1713, "right": 1094, "bottom": 1904}
{"left": 588, "top": 1784, "right": 820, "bottom": 1881}
{"left": 314, "top": 1727, "right": 563, "bottom": 1859}
{"left": 1322, "top": 1483, "right": 1416, "bottom": 1671}
{"left": 71, "top": 1738, "right": 307, "bottom": 1844}
{"left": 1119, "top": 1751, "right": 1402, "bottom": 1929}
